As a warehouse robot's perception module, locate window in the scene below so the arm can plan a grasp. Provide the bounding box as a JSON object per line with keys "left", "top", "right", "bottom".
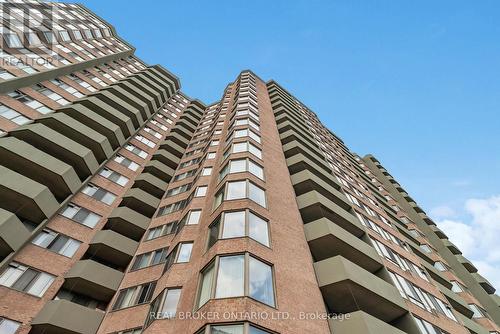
{"left": 82, "top": 184, "right": 116, "bottom": 205}
{"left": 207, "top": 152, "right": 216, "bottom": 159}
{"left": 231, "top": 118, "right": 260, "bottom": 132}
{"left": 414, "top": 316, "right": 449, "bottom": 334}
{"left": 202, "top": 167, "right": 213, "bottom": 176}
{"left": 32, "top": 229, "right": 81, "bottom": 257}
{"left": 112, "top": 281, "right": 156, "bottom": 310}
{"left": 195, "top": 186, "right": 208, "bottom": 197}
{"left": 61, "top": 203, "right": 101, "bottom": 228}
{"left": 125, "top": 144, "right": 148, "bottom": 159}
{"left": 0, "top": 317, "right": 20, "bottom": 334}
{"left": 177, "top": 210, "right": 202, "bottom": 231}
{"left": 114, "top": 328, "right": 142, "bottom": 334}
{"left": 450, "top": 281, "right": 463, "bottom": 293}
{"left": 230, "top": 128, "right": 261, "bottom": 144}
{"left": 8, "top": 90, "right": 52, "bottom": 114}
{"left": 145, "top": 222, "right": 177, "bottom": 240}
{"left": 419, "top": 244, "right": 432, "bottom": 253}
{"left": 4, "top": 33, "right": 23, "bottom": 48}
{"left": 99, "top": 168, "right": 129, "bottom": 186}
{"left": 131, "top": 248, "right": 168, "bottom": 271}
{"left": 163, "top": 242, "right": 194, "bottom": 272}
{"left": 224, "top": 141, "right": 262, "bottom": 160}
{"left": 135, "top": 135, "right": 156, "bottom": 148}
{"left": 114, "top": 154, "right": 139, "bottom": 171}
{"left": 469, "top": 304, "right": 486, "bottom": 318}
{"left": 434, "top": 261, "right": 447, "bottom": 271}
{"left": 208, "top": 210, "right": 269, "bottom": 247}
{"left": 0, "top": 103, "right": 31, "bottom": 125}
{"left": 219, "top": 158, "right": 264, "bottom": 180}
{"left": 197, "top": 254, "right": 275, "bottom": 308}
{"left": 214, "top": 180, "right": 266, "bottom": 208}
{"left": 146, "top": 288, "right": 181, "bottom": 325}
{"left": 0, "top": 262, "right": 54, "bottom": 297}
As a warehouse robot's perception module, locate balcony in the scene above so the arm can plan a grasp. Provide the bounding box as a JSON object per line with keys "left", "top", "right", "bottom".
{"left": 456, "top": 254, "right": 478, "bottom": 273}
{"left": 87, "top": 230, "right": 138, "bottom": 268}
{"left": 133, "top": 173, "right": 168, "bottom": 198}
{"left": 456, "top": 313, "right": 489, "bottom": 334}
{"left": 291, "top": 169, "right": 350, "bottom": 211}
{"left": 296, "top": 190, "right": 364, "bottom": 238}
{"left": 80, "top": 97, "right": 135, "bottom": 137}
{"left": 421, "top": 261, "right": 452, "bottom": 290}
{"left": 0, "top": 166, "right": 59, "bottom": 223}
{"left": 64, "top": 259, "right": 123, "bottom": 301}
{"left": 329, "top": 311, "right": 406, "bottom": 334}
{"left": 37, "top": 113, "right": 113, "bottom": 163}
{"left": 105, "top": 207, "right": 150, "bottom": 241}
{"left": 0, "top": 208, "right": 30, "bottom": 259}
{"left": 10, "top": 123, "right": 99, "bottom": 180}
{"left": 61, "top": 104, "right": 125, "bottom": 149}
{"left": 120, "top": 188, "right": 160, "bottom": 218}
{"left": 153, "top": 149, "right": 180, "bottom": 169}
{"left": 443, "top": 239, "right": 462, "bottom": 255}
{"left": 305, "top": 218, "right": 381, "bottom": 273}
{"left": 143, "top": 160, "right": 175, "bottom": 182}
{"left": 430, "top": 225, "right": 447, "bottom": 239}
{"left": 314, "top": 256, "right": 407, "bottom": 322}
{"left": 31, "top": 299, "right": 104, "bottom": 334}
{"left": 437, "top": 283, "right": 474, "bottom": 318}
{"left": 472, "top": 272, "right": 496, "bottom": 294}
{"left": 0, "top": 137, "right": 80, "bottom": 201}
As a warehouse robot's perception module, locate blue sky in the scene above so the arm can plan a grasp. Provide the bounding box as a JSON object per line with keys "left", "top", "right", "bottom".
{"left": 77, "top": 0, "right": 500, "bottom": 286}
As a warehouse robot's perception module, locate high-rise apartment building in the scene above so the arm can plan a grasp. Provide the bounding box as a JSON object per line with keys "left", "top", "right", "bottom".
{"left": 0, "top": 1, "right": 499, "bottom": 334}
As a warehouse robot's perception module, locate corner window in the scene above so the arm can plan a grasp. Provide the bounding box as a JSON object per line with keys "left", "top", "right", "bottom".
{"left": 208, "top": 210, "right": 270, "bottom": 248}
{"left": 112, "top": 281, "right": 156, "bottom": 310}
{"left": 197, "top": 254, "right": 275, "bottom": 308}
{"left": 146, "top": 288, "right": 182, "bottom": 326}
{"left": 214, "top": 180, "right": 266, "bottom": 208}
{"left": 164, "top": 242, "right": 194, "bottom": 273}
{"left": 219, "top": 158, "right": 264, "bottom": 180}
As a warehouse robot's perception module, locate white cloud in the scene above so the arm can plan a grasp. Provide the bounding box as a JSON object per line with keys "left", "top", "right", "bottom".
{"left": 435, "top": 195, "right": 500, "bottom": 291}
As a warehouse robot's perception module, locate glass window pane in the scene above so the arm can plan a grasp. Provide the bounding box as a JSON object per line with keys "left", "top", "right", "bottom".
{"left": 249, "top": 183, "right": 266, "bottom": 207}
{"left": 176, "top": 243, "right": 193, "bottom": 263}
{"left": 226, "top": 181, "right": 246, "bottom": 200}
{"left": 249, "top": 213, "right": 269, "bottom": 246}
{"left": 187, "top": 210, "right": 201, "bottom": 225}
{"left": 211, "top": 325, "right": 244, "bottom": 334}
{"left": 215, "top": 255, "right": 244, "bottom": 298}
{"left": 229, "top": 159, "right": 246, "bottom": 173}
{"left": 161, "top": 288, "right": 181, "bottom": 318}
{"left": 0, "top": 318, "right": 20, "bottom": 334}
{"left": 60, "top": 239, "right": 81, "bottom": 257}
{"left": 249, "top": 257, "right": 275, "bottom": 306}
{"left": 198, "top": 264, "right": 214, "bottom": 307}
{"left": 249, "top": 326, "right": 270, "bottom": 334}
{"left": 27, "top": 272, "right": 54, "bottom": 297}
{"left": 232, "top": 142, "right": 246, "bottom": 153}
{"left": 249, "top": 161, "right": 264, "bottom": 179}
{"left": 222, "top": 211, "right": 245, "bottom": 239}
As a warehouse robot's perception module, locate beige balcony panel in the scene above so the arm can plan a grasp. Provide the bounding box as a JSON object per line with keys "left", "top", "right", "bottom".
{"left": 31, "top": 299, "right": 104, "bottom": 334}
{"left": 305, "top": 218, "right": 381, "bottom": 273}
{"left": 328, "top": 310, "right": 406, "bottom": 334}
{"left": 0, "top": 165, "right": 59, "bottom": 223}
{"left": 105, "top": 207, "right": 150, "bottom": 241}
{"left": 0, "top": 208, "right": 31, "bottom": 259}
{"left": 10, "top": 123, "right": 99, "bottom": 180}
{"left": 296, "top": 190, "right": 364, "bottom": 238}
{"left": 314, "top": 255, "right": 408, "bottom": 322}
{"left": 64, "top": 259, "right": 124, "bottom": 301}
{"left": 0, "top": 137, "right": 80, "bottom": 200}
{"left": 88, "top": 230, "right": 138, "bottom": 267}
